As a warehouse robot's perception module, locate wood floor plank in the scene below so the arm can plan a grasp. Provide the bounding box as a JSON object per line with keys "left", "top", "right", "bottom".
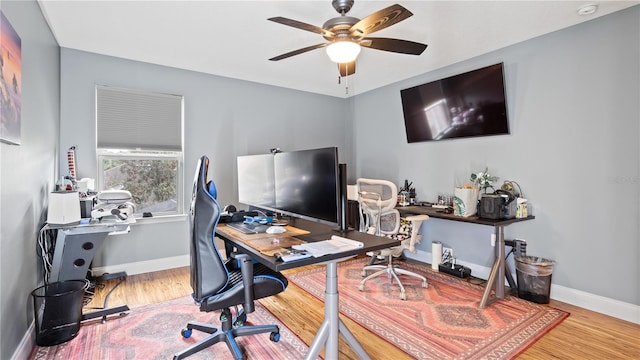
{"left": 90, "top": 264, "right": 640, "bottom": 359}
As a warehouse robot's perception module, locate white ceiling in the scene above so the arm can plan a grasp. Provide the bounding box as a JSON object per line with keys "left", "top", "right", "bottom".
{"left": 38, "top": 1, "right": 638, "bottom": 98}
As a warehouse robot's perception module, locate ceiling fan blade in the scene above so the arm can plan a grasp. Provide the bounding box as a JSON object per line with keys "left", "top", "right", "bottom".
{"left": 268, "top": 17, "right": 334, "bottom": 38}
{"left": 349, "top": 4, "right": 412, "bottom": 37}
{"left": 338, "top": 61, "right": 356, "bottom": 77}
{"left": 269, "top": 43, "right": 328, "bottom": 61}
{"left": 361, "top": 37, "right": 427, "bottom": 55}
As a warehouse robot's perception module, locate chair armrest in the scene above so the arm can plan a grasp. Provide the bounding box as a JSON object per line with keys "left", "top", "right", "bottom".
{"left": 231, "top": 252, "right": 255, "bottom": 313}
{"left": 405, "top": 215, "right": 429, "bottom": 252}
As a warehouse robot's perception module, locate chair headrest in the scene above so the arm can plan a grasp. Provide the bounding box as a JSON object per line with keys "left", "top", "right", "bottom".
{"left": 207, "top": 180, "right": 217, "bottom": 198}
{"left": 356, "top": 178, "right": 398, "bottom": 212}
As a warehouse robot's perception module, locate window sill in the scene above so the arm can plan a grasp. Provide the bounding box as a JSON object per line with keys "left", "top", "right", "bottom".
{"left": 130, "top": 213, "right": 187, "bottom": 225}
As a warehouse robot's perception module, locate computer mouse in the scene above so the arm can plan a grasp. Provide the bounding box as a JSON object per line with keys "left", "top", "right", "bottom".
{"left": 266, "top": 226, "right": 286, "bottom": 234}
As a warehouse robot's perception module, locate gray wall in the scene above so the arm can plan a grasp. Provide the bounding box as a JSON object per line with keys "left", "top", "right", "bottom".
{"left": 59, "top": 48, "right": 352, "bottom": 268}
{"left": 2, "top": 4, "right": 638, "bottom": 358}
{"left": 0, "top": 1, "right": 60, "bottom": 359}
{"left": 351, "top": 7, "right": 639, "bottom": 306}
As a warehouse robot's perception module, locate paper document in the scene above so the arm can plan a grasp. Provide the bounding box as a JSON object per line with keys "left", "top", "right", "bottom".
{"left": 292, "top": 235, "right": 363, "bottom": 257}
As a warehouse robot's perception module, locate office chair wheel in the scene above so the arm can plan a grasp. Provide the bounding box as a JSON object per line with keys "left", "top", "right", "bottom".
{"left": 181, "top": 328, "right": 192, "bottom": 338}
{"left": 220, "top": 310, "right": 230, "bottom": 322}
{"left": 233, "top": 312, "right": 247, "bottom": 327}
{"left": 270, "top": 331, "right": 280, "bottom": 342}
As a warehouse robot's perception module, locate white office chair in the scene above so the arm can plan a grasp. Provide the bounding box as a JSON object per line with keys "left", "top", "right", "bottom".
{"left": 356, "top": 178, "right": 429, "bottom": 300}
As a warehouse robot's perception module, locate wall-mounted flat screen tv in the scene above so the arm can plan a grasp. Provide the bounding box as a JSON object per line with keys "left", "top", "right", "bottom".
{"left": 400, "top": 63, "right": 510, "bottom": 143}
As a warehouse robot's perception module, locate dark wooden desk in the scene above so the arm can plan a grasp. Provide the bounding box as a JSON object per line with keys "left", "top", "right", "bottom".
{"left": 216, "top": 218, "right": 398, "bottom": 360}
{"left": 397, "top": 205, "right": 535, "bottom": 308}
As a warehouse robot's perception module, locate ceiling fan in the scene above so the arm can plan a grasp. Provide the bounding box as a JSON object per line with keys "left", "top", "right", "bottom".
{"left": 268, "top": 0, "right": 428, "bottom": 77}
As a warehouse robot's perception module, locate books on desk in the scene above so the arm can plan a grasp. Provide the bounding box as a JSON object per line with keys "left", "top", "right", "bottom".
{"left": 274, "top": 248, "right": 313, "bottom": 262}
{"left": 292, "top": 235, "right": 364, "bottom": 257}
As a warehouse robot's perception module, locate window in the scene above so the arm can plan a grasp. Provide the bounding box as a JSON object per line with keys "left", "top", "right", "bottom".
{"left": 96, "top": 86, "right": 184, "bottom": 217}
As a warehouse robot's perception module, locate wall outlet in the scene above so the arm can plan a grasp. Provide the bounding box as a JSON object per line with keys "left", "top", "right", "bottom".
{"left": 442, "top": 247, "right": 453, "bottom": 259}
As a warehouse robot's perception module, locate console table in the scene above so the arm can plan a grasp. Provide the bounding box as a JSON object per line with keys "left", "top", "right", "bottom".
{"left": 397, "top": 205, "right": 535, "bottom": 308}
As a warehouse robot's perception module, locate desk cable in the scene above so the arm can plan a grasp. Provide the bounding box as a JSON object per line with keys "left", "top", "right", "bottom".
{"left": 37, "top": 226, "right": 56, "bottom": 284}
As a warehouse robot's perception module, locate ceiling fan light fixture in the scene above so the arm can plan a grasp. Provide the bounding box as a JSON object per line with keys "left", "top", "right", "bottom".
{"left": 326, "top": 41, "right": 361, "bottom": 63}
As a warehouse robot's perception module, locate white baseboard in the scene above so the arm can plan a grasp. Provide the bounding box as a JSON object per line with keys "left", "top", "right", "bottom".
{"left": 551, "top": 284, "right": 640, "bottom": 324}
{"left": 11, "top": 321, "right": 34, "bottom": 360}
{"left": 89, "top": 252, "right": 640, "bottom": 325}
{"left": 90, "top": 255, "right": 190, "bottom": 277}
{"left": 407, "top": 250, "right": 639, "bottom": 324}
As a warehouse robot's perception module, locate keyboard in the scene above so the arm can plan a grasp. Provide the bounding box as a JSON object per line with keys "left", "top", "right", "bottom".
{"left": 226, "top": 222, "right": 269, "bottom": 234}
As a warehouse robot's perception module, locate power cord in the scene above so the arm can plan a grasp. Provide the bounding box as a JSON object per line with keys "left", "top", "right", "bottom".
{"left": 37, "top": 226, "right": 57, "bottom": 284}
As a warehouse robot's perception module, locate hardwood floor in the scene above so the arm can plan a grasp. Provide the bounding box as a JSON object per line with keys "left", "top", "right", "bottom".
{"left": 89, "top": 263, "right": 640, "bottom": 359}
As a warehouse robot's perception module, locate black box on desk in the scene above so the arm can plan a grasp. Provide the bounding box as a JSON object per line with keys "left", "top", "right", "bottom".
{"left": 79, "top": 197, "right": 95, "bottom": 219}
{"left": 478, "top": 194, "right": 516, "bottom": 219}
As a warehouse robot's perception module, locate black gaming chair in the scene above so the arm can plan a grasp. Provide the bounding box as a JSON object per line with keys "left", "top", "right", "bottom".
{"left": 174, "top": 156, "right": 289, "bottom": 360}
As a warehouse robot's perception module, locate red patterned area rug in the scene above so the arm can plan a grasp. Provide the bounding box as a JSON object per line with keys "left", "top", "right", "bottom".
{"left": 29, "top": 296, "right": 310, "bottom": 360}
{"left": 288, "top": 257, "right": 569, "bottom": 360}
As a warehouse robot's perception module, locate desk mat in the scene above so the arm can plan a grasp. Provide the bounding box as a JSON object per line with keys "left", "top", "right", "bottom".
{"left": 245, "top": 236, "right": 307, "bottom": 256}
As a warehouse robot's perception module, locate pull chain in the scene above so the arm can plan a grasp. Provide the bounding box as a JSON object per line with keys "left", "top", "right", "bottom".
{"left": 344, "top": 63, "right": 349, "bottom": 95}
{"left": 337, "top": 63, "right": 351, "bottom": 95}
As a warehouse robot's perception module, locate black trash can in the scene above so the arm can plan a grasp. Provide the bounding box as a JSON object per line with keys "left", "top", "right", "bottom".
{"left": 31, "top": 280, "right": 86, "bottom": 346}
{"left": 515, "top": 256, "right": 555, "bottom": 304}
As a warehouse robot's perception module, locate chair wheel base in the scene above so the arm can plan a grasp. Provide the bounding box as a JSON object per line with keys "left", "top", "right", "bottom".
{"left": 270, "top": 331, "right": 280, "bottom": 342}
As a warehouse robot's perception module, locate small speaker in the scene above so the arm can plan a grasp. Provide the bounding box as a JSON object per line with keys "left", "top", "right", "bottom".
{"left": 48, "top": 191, "right": 81, "bottom": 225}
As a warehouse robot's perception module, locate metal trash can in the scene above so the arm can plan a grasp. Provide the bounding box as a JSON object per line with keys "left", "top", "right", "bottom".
{"left": 31, "top": 280, "right": 86, "bottom": 346}
{"left": 515, "top": 256, "right": 554, "bottom": 304}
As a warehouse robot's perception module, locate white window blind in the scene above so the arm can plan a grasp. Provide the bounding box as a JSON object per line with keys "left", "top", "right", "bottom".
{"left": 96, "top": 86, "right": 183, "bottom": 151}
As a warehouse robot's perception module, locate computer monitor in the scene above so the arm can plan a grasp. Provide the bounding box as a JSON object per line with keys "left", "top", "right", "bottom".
{"left": 237, "top": 147, "right": 340, "bottom": 227}
{"left": 237, "top": 153, "right": 275, "bottom": 209}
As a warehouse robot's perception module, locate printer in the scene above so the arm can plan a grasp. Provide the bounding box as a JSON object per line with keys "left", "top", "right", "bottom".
{"left": 91, "top": 190, "right": 136, "bottom": 221}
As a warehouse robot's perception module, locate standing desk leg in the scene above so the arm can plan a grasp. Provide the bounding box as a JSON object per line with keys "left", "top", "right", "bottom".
{"left": 480, "top": 226, "right": 506, "bottom": 308}
{"left": 304, "top": 261, "right": 371, "bottom": 360}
